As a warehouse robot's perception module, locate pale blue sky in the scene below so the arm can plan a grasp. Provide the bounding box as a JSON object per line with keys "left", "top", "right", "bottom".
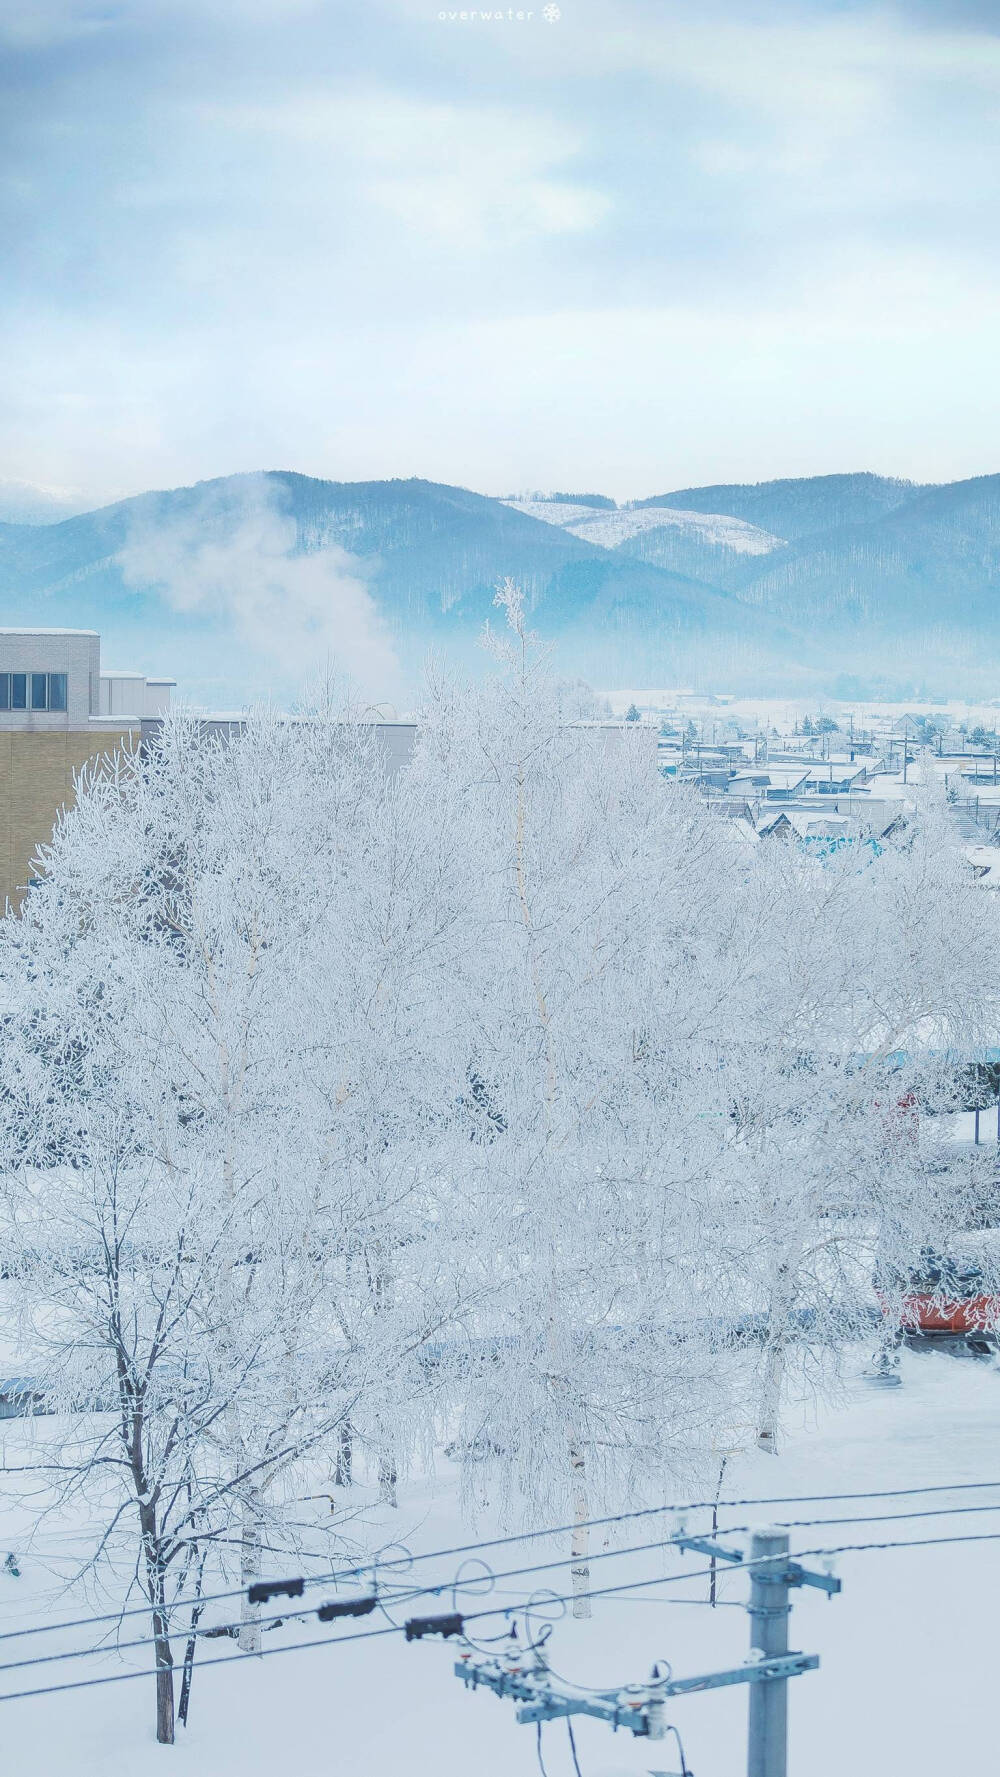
{"left": 1, "top": 0, "right": 998, "bottom": 504}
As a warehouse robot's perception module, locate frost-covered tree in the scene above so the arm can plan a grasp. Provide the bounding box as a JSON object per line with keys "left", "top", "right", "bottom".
{"left": 413, "top": 590, "right": 747, "bottom": 1609}
{"left": 0, "top": 709, "right": 470, "bottom": 1738}
{"left": 0, "top": 615, "right": 997, "bottom": 1761}
{"left": 716, "top": 783, "right": 1000, "bottom": 1450}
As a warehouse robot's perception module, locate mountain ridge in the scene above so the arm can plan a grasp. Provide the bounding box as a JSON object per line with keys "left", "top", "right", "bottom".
{"left": 1, "top": 467, "right": 997, "bottom": 700}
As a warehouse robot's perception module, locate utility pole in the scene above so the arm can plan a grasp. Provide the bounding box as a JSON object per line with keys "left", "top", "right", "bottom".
{"left": 747, "top": 1529, "right": 791, "bottom": 1777}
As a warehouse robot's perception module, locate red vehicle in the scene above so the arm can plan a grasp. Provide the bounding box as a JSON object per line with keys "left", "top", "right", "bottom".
{"left": 882, "top": 1247, "right": 999, "bottom": 1355}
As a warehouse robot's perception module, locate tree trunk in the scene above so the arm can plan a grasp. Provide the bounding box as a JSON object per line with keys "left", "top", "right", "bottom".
{"left": 238, "top": 1490, "right": 264, "bottom": 1653}
{"left": 757, "top": 1260, "right": 792, "bottom": 1453}
{"left": 569, "top": 1441, "right": 591, "bottom": 1619}
{"left": 140, "top": 1503, "right": 175, "bottom": 1744}
{"left": 378, "top": 1450, "right": 398, "bottom": 1509}
{"left": 334, "top": 1421, "right": 353, "bottom": 1487}
{"left": 178, "top": 1552, "right": 207, "bottom": 1729}
{"left": 756, "top": 1335, "right": 785, "bottom": 1453}
{"left": 153, "top": 1612, "right": 175, "bottom": 1746}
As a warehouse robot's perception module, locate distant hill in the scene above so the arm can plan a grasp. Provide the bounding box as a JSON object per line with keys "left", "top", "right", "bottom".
{"left": 0, "top": 479, "right": 89, "bottom": 525}
{"left": 734, "top": 475, "right": 1000, "bottom": 684}
{"left": 1, "top": 467, "right": 998, "bottom": 702}
{"left": 506, "top": 497, "right": 783, "bottom": 596}
{"left": 636, "top": 473, "right": 928, "bottom": 541}
{"left": 0, "top": 472, "right": 811, "bottom": 702}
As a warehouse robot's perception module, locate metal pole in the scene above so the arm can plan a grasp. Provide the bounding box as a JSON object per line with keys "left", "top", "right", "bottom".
{"left": 747, "top": 1528, "right": 790, "bottom": 1777}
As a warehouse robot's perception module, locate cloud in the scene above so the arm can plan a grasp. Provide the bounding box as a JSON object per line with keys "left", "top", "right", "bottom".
{"left": 1, "top": 0, "right": 999, "bottom": 497}
{"left": 117, "top": 478, "right": 401, "bottom": 701}
{"left": 203, "top": 92, "right": 609, "bottom": 245}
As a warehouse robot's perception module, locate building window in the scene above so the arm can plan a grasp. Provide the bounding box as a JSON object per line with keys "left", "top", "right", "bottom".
{"left": 0, "top": 672, "right": 68, "bottom": 712}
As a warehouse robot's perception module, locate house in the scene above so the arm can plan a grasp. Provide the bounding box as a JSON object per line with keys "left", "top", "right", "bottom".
{"left": 756, "top": 811, "right": 795, "bottom": 839}
{"left": 0, "top": 1378, "right": 47, "bottom": 1420}
{"left": 801, "top": 760, "right": 869, "bottom": 795}
{"left": 727, "top": 767, "right": 811, "bottom": 801}
{"left": 958, "top": 757, "right": 1000, "bottom": 786}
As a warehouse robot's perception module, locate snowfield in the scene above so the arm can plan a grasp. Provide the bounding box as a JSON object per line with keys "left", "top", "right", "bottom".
{"left": 504, "top": 500, "right": 785, "bottom": 555}
{"left": 0, "top": 1347, "right": 995, "bottom": 1777}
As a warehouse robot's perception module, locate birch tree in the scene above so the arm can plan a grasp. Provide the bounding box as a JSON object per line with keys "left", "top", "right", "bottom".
{"left": 415, "top": 590, "right": 744, "bottom": 1609}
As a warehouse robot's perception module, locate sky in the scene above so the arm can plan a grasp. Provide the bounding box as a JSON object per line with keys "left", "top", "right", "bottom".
{"left": 1, "top": 0, "right": 999, "bottom": 507}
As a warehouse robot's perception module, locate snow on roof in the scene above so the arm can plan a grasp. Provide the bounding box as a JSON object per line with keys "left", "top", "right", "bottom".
{"left": 966, "top": 844, "right": 1000, "bottom": 886}
{"left": 803, "top": 760, "right": 867, "bottom": 777}
{"left": 729, "top": 817, "right": 760, "bottom": 846}
{"left": 730, "top": 767, "right": 810, "bottom": 787}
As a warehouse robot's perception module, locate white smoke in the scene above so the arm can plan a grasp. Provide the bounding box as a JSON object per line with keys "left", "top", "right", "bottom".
{"left": 119, "top": 479, "right": 400, "bottom": 701}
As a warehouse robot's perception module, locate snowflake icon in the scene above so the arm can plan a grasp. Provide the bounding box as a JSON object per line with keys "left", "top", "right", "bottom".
{"left": 542, "top": 3, "right": 561, "bottom": 19}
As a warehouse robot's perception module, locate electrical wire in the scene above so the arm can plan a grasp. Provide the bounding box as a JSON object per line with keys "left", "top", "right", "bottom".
{"left": 771, "top": 1500, "right": 1000, "bottom": 1531}
{"left": 4, "top": 1475, "right": 998, "bottom": 1649}
{"left": 0, "top": 1528, "right": 751, "bottom": 1677}
{"left": 8, "top": 1496, "right": 1000, "bottom": 1681}
{"left": 666, "top": 1722, "right": 691, "bottom": 1777}
{"left": 566, "top": 1717, "right": 583, "bottom": 1777}
{"left": 0, "top": 1582, "right": 417, "bottom": 1680}
{"left": 3, "top": 1526, "right": 1000, "bottom": 1708}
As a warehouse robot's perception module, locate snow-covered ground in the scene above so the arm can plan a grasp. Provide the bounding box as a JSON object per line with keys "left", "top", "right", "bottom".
{"left": 505, "top": 500, "right": 784, "bottom": 555}
{"left": 1, "top": 1350, "right": 997, "bottom": 1775}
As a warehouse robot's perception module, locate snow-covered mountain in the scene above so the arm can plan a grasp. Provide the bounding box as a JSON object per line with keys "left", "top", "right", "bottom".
{"left": 0, "top": 478, "right": 90, "bottom": 525}
{"left": 636, "top": 472, "right": 928, "bottom": 539}
{"left": 3, "top": 468, "right": 1000, "bottom": 702}
{"left": 504, "top": 498, "right": 783, "bottom": 554}
{"left": 0, "top": 473, "right": 807, "bottom": 704}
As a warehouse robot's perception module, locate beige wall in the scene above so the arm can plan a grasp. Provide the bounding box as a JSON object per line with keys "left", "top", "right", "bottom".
{"left": 0, "top": 727, "right": 137, "bottom": 909}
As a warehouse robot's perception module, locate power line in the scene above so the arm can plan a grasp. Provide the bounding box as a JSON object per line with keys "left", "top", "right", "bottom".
{"left": 0, "top": 1527, "right": 756, "bottom": 1676}
{"left": 0, "top": 1614, "right": 405, "bottom": 1707}
{"left": 770, "top": 1500, "right": 1000, "bottom": 1532}
{"left": 13, "top": 1489, "right": 1000, "bottom": 1679}
{"left": 2, "top": 1525, "right": 1000, "bottom": 1709}
{"left": 5, "top": 1474, "right": 998, "bottom": 1649}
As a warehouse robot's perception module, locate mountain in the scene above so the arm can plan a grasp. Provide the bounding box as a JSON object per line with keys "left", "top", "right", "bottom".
{"left": 510, "top": 473, "right": 1000, "bottom": 694}
{"left": 506, "top": 497, "right": 783, "bottom": 597}
{"left": 2, "top": 467, "right": 998, "bottom": 702}
{"left": 0, "top": 473, "right": 812, "bottom": 703}
{"left": 0, "top": 479, "right": 90, "bottom": 526}
{"left": 636, "top": 473, "right": 928, "bottom": 542}
{"left": 732, "top": 474, "right": 1000, "bottom": 687}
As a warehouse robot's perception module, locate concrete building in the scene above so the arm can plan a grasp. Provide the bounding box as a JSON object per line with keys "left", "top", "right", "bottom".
{"left": 0, "top": 629, "right": 174, "bottom": 908}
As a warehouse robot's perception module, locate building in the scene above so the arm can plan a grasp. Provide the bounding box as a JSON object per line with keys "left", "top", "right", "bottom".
{"left": 725, "top": 767, "right": 811, "bottom": 802}
{"left": 0, "top": 629, "right": 174, "bottom": 909}
{"left": 801, "top": 760, "right": 870, "bottom": 795}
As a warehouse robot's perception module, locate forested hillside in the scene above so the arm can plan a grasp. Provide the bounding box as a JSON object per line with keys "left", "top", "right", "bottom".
{"left": 1, "top": 467, "right": 998, "bottom": 698}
